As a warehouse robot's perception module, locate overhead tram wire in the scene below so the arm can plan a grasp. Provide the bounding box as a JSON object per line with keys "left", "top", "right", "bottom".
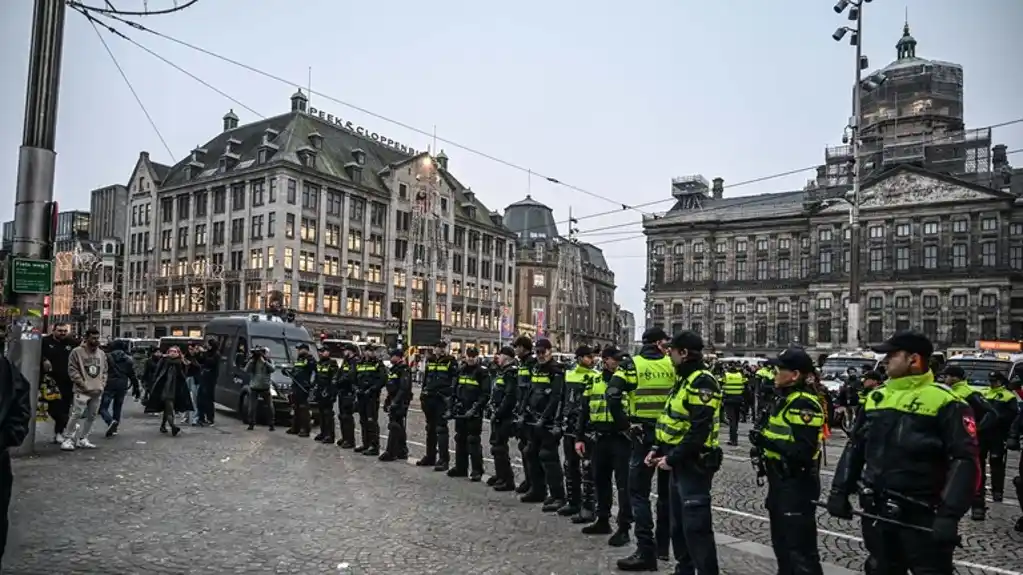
{"left": 76, "top": 7, "right": 264, "bottom": 118}
{"left": 68, "top": 0, "right": 202, "bottom": 16}
{"left": 83, "top": 10, "right": 174, "bottom": 160}
{"left": 76, "top": 6, "right": 1023, "bottom": 241}
{"left": 74, "top": 7, "right": 654, "bottom": 218}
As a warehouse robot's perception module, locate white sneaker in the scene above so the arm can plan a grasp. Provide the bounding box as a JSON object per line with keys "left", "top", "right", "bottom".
{"left": 60, "top": 438, "right": 76, "bottom": 451}
{"left": 55, "top": 432, "right": 65, "bottom": 444}
{"left": 77, "top": 438, "right": 97, "bottom": 449}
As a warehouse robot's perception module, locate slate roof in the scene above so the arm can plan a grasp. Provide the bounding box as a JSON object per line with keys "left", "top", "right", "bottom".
{"left": 150, "top": 161, "right": 172, "bottom": 183}
{"left": 156, "top": 110, "right": 511, "bottom": 235}
{"left": 655, "top": 189, "right": 806, "bottom": 225}
{"left": 578, "top": 242, "right": 609, "bottom": 270}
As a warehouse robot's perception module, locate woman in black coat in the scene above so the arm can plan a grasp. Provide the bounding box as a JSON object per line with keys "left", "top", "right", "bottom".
{"left": 144, "top": 346, "right": 194, "bottom": 436}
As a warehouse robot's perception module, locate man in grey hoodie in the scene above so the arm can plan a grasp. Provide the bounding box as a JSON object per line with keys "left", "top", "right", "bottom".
{"left": 63, "top": 328, "right": 109, "bottom": 451}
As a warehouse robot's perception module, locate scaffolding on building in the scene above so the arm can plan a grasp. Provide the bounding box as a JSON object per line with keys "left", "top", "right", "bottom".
{"left": 409, "top": 155, "right": 449, "bottom": 322}
{"left": 551, "top": 208, "right": 588, "bottom": 351}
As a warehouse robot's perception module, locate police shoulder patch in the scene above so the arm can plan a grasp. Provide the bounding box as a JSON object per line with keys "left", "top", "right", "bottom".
{"left": 799, "top": 409, "right": 815, "bottom": 424}
{"left": 698, "top": 388, "right": 713, "bottom": 403}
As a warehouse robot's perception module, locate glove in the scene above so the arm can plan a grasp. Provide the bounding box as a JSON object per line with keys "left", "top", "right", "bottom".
{"left": 1007, "top": 437, "right": 1020, "bottom": 451}
{"left": 826, "top": 492, "right": 853, "bottom": 520}
{"left": 931, "top": 516, "right": 959, "bottom": 545}
{"left": 442, "top": 410, "right": 452, "bottom": 420}
{"left": 383, "top": 403, "right": 391, "bottom": 413}
{"left": 748, "top": 429, "right": 762, "bottom": 447}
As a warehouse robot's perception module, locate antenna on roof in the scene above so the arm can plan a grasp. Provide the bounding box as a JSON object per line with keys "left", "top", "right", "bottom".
{"left": 432, "top": 125, "right": 438, "bottom": 156}
{"left": 306, "top": 66, "right": 312, "bottom": 108}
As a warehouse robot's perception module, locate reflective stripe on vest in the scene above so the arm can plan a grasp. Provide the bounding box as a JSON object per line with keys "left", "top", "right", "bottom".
{"left": 722, "top": 372, "right": 745, "bottom": 396}
{"left": 761, "top": 390, "right": 825, "bottom": 461}
{"left": 458, "top": 375, "right": 478, "bottom": 386}
{"left": 316, "top": 364, "right": 331, "bottom": 373}
{"left": 428, "top": 362, "right": 449, "bottom": 372}
{"left": 357, "top": 364, "right": 376, "bottom": 372}
{"left": 587, "top": 378, "right": 612, "bottom": 423}
{"left": 629, "top": 356, "right": 676, "bottom": 421}
{"left": 654, "top": 369, "right": 720, "bottom": 448}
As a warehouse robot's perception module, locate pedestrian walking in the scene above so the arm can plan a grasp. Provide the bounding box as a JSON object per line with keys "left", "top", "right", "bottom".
{"left": 99, "top": 339, "right": 140, "bottom": 438}
{"left": 40, "top": 323, "right": 78, "bottom": 443}
{"left": 62, "top": 328, "right": 109, "bottom": 451}
{"left": 144, "top": 346, "right": 193, "bottom": 436}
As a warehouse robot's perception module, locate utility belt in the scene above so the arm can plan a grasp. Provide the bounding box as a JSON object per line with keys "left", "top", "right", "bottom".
{"left": 858, "top": 485, "right": 937, "bottom": 524}
{"left": 763, "top": 457, "right": 814, "bottom": 480}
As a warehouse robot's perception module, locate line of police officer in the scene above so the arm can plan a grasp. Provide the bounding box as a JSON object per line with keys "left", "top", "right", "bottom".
{"left": 284, "top": 328, "right": 1018, "bottom": 574}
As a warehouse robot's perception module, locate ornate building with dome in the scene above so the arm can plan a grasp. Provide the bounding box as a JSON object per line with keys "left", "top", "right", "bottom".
{"left": 642, "top": 24, "right": 1023, "bottom": 356}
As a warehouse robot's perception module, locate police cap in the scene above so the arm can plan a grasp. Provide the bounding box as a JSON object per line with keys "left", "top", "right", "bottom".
{"left": 871, "top": 330, "right": 933, "bottom": 359}
{"left": 575, "top": 345, "right": 595, "bottom": 358}
{"left": 534, "top": 338, "right": 553, "bottom": 351}
{"left": 942, "top": 365, "right": 965, "bottom": 379}
{"left": 642, "top": 327, "right": 670, "bottom": 345}
{"left": 601, "top": 346, "right": 624, "bottom": 360}
{"left": 766, "top": 347, "right": 815, "bottom": 374}
{"left": 668, "top": 331, "right": 704, "bottom": 352}
{"left": 465, "top": 347, "right": 480, "bottom": 358}
{"left": 499, "top": 346, "right": 517, "bottom": 358}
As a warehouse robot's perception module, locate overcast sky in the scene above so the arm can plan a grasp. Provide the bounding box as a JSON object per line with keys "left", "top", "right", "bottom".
{"left": 1, "top": 0, "right": 1021, "bottom": 338}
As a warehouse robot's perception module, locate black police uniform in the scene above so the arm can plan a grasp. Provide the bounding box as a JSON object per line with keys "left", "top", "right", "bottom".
{"left": 416, "top": 347, "right": 458, "bottom": 471}
{"left": 488, "top": 348, "right": 520, "bottom": 491}
{"left": 521, "top": 341, "right": 567, "bottom": 510}
{"left": 449, "top": 351, "right": 491, "bottom": 480}
{"left": 513, "top": 337, "right": 539, "bottom": 494}
{"left": 334, "top": 346, "right": 359, "bottom": 448}
{"left": 311, "top": 354, "right": 339, "bottom": 443}
{"left": 749, "top": 348, "right": 825, "bottom": 575}
{"left": 973, "top": 373, "right": 1017, "bottom": 515}
{"left": 828, "top": 331, "right": 979, "bottom": 573}
{"left": 286, "top": 345, "right": 315, "bottom": 437}
{"left": 381, "top": 353, "right": 413, "bottom": 461}
{"left": 354, "top": 350, "right": 389, "bottom": 456}
{"left": 1007, "top": 405, "right": 1023, "bottom": 532}
{"left": 577, "top": 347, "right": 633, "bottom": 543}
{"left": 558, "top": 346, "right": 599, "bottom": 518}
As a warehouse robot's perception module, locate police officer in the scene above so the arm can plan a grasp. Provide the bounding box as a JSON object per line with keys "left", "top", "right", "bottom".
{"left": 974, "top": 371, "right": 1018, "bottom": 514}
{"left": 754, "top": 364, "right": 776, "bottom": 417}
{"left": 941, "top": 364, "right": 996, "bottom": 520}
{"left": 512, "top": 336, "right": 539, "bottom": 494}
{"left": 488, "top": 346, "right": 520, "bottom": 491}
{"left": 286, "top": 343, "right": 315, "bottom": 437}
{"left": 334, "top": 343, "right": 359, "bottom": 448}
{"left": 380, "top": 349, "right": 412, "bottom": 462}
{"left": 449, "top": 348, "right": 491, "bottom": 481}
{"left": 749, "top": 347, "right": 825, "bottom": 575}
{"left": 521, "top": 338, "right": 566, "bottom": 511}
{"left": 416, "top": 341, "right": 458, "bottom": 471}
{"left": 354, "top": 344, "right": 388, "bottom": 456}
{"left": 827, "top": 331, "right": 979, "bottom": 573}
{"left": 721, "top": 363, "right": 746, "bottom": 446}
{"left": 558, "top": 345, "right": 600, "bottom": 518}
{"left": 311, "top": 346, "right": 339, "bottom": 444}
{"left": 649, "top": 330, "right": 722, "bottom": 575}
{"left": 577, "top": 346, "right": 632, "bottom": 546}
{"left": 618, "top": 328, "right": 674, "bottom": 570}
{"left": 1007, "top": 402, "right": 1023, "bottom": 532}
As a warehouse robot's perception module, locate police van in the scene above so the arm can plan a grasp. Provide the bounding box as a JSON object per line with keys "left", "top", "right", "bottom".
{"left": 820, "top": 350, "right": 884, "bottom": 380}
{"left": 943, "top": 351, "right": 1023, "bottom": 397}
{"left": 204, "top": 314, "right": 316, "bottom": 424}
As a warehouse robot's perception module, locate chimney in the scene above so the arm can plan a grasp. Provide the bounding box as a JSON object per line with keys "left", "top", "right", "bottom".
{"left": 463, "top": 188, "right": 475, "bottom": 203}
{"left": 140, "top": 151, "right": 149, "bottom": 162}
{"left": 222, "top": 109, "right": 239, "bottom": 132}
{"left": 436, "top": 149, "right": 449, "bottom": 170}
{"left": 816, "top": 165, "right": 828, "bottom": 186}
{"left": 711, "top": 177, "right": 724, "bottom": 200}
{"left": 993, "top": 144, "right": 1008, "bottom": 170}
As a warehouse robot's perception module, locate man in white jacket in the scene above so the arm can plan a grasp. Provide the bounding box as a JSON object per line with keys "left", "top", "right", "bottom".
{"left": 63, "top": 328, "right": 108, "bottom": 450}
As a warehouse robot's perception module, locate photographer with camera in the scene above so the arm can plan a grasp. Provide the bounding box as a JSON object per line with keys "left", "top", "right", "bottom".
{"left": 244, "top": 346, "right": 276, "bottom": 432}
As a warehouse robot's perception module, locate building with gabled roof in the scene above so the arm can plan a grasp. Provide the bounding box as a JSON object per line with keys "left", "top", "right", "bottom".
{"left": 120, "top": 90, "right": 515, "bottom": 352}
{"left": 642, "top": 26, "right": 1023, "bottom": 355}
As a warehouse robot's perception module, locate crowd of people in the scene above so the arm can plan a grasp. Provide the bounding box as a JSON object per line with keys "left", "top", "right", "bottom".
{"left": 26, "top": 322, "right": 1023, "bottom": 573}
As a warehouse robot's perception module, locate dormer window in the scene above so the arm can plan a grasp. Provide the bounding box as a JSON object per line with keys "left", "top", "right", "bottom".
{"left": 308, "top": 132, "right": 323, "bottom": 150}
{"left": 344, "top": 161, "right": 363, "bottom": 184}
{"left": 218, "top": 157, "right": 228, "bottom": 172}
{"left": 258, "top": 149, "right": 267, "bottom": 164}
{"left": 352, "top": 148, "right": 366, "bottom": 166}
{"left": 297, "top": 145, "right": 317, "bottom": 168}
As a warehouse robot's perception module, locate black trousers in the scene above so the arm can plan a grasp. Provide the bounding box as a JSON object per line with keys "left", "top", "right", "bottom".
{"left": 724, "top": 401, "right": 742, "bottom": 444}
{"left": 1014, "top": 453, "right": 1023, "bottom": 514}
{"left": 357, "top": 392, "right": 381, "bottom": 449}
{"left": 51, "top": 380, "right": 73, "bottom": 435}
{"left": 766, "top": 466, "right": 823, "bottom": 575}
{"left": 384, "top": 407, "right": 408, "bottom": 457}
{"left": 0, "top": 451, "right": 11, "bottom": 565}
{"left": 592, "top": 432, "right": 632, "bottom": 527}
{"left": 197, "top": 379, "right": 216, "bottom": 423}
{"left": 861, "top": 507, "right": 954, "bottom": 574}
{"left": 454, "top": 416, "right": 485, "bottom": 475}
{"left": 489, "top": 418, "right": 516, "bottom": 485}
{"left": 628, "top": 436, "right": 670, "bottom": 555}
{"left": 421, "top": 394, "right": 450, "bottom": 464}
{"left": 669, "top": 465, "right": 719, "bottom": 575}
{"left": 562, "top": 434, "right": 583, "bottom": 505}
{"left": 336, "top": 393, "right": 356, "bottom": 445}
{"left": 976, "top": 439, "right": 1007, "bottom": 506}
{"left": 524, "top": 426, "right": 564, "bottom": 499}
{"left": 316, "top": 402, "right": 335, "bottom": 440}
{"left": 517, "top": 422, "right": 541, "bottom": 489}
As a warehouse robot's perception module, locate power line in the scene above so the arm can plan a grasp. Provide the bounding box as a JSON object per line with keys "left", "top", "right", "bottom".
{"left": 83, "top": 9, "right": 174, "bottom": 160}
{"left": 77, "top": 7, "right": 264, "bottom": 118}
{"left": 79, "top": 7, "right": 1023, "bottom": 242}
{"left": 76, "top": 7, "right": 655, "bottom": 217}
{"left": 68, "top": 0, "right": 202, "bottom": 16}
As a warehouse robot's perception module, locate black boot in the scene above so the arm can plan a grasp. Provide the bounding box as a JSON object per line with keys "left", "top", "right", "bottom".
{"left": 415, "top": 456, "right": 436, "bottom": 467}
{"left": 1015, "top": 516, "right": 1023, "bottom": 532}
{"left": 557, "top": 501, "right": 580, "bottom": 517}
{"left": 362, "top": 446, "right": 379, "bottom": 456}
{"left": 447, "top": 467, "right": 468, "bottom": 478}
{"left": 469, "top": 472, "right": 483, "bottom": 482}
{"left": 378, "top": 452, "right": 396, "bottom": 461}
{"left": 493, "top": 480, "right": 516, "bottom": 492}
{"left": 581, "top": 518, "right": 612, "bottom": 535}
{"left": 542, "top": 498, "right": 565, "bottom": 513}
{"left": 520, "top": 490, "right": 546, "bottom": 503}
{"left": 971, "top": 505, "right": 986, "bottom": 521}
{"left": 313, "top": 433, "right": 325, "bottom": 442}
{"left": 354, "top": 445, "right": 366, "bottom": 453}
{"left": 571, "top": 508, "right": 596, "bottom": 524}
{"left": 433, "top": 461, "right": 450, "bottom": 472}
{"left": 616, "top": 551, "right": 658, "bottom": 572}
{"left": 515, "top": 480, "right": 531, "bottom": 494}
{"left": 992, "top": 491, "right": 1003, "bottom": 502}
{"left": 608, "top": 527, "right": 631, "bottom": 548}
{"left": 486, "top": 475, "right": 500, "bottom": 486}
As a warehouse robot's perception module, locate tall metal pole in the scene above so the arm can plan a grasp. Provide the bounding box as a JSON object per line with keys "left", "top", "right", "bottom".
{"left": 9, "top": 0, "right": 67, "bottom": 456}
{"left": 846, "top": 4, "right": 864, "bottom": 350}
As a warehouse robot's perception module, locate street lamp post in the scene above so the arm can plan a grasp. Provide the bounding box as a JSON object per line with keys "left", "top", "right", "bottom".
{"left": 833, "top": 0, "right": 870, "bottom": 350}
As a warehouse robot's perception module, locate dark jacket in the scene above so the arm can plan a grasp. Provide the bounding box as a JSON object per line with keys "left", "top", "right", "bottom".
{"left": 41, "top": 334, "right": 78, "bottom": 386}
{"left": 453, "top": 363, "right": 491, "bottom": 415}
{"left": 105, "top": 348, "right": 140, "bottom": 394}
{"left": 490, "top": 361, "right": 519, "bottom": 422}
{"left": 144, "top": 358, "right": 195, "bottom": 413}
{"left": 385, "top": 362, "right": 413, "bottom": 416}
{"left": 0, "top": 356, "right": 32, "bottom": 451}
{"left": 526, "top": 358, "right": 565, "bottom": 424}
